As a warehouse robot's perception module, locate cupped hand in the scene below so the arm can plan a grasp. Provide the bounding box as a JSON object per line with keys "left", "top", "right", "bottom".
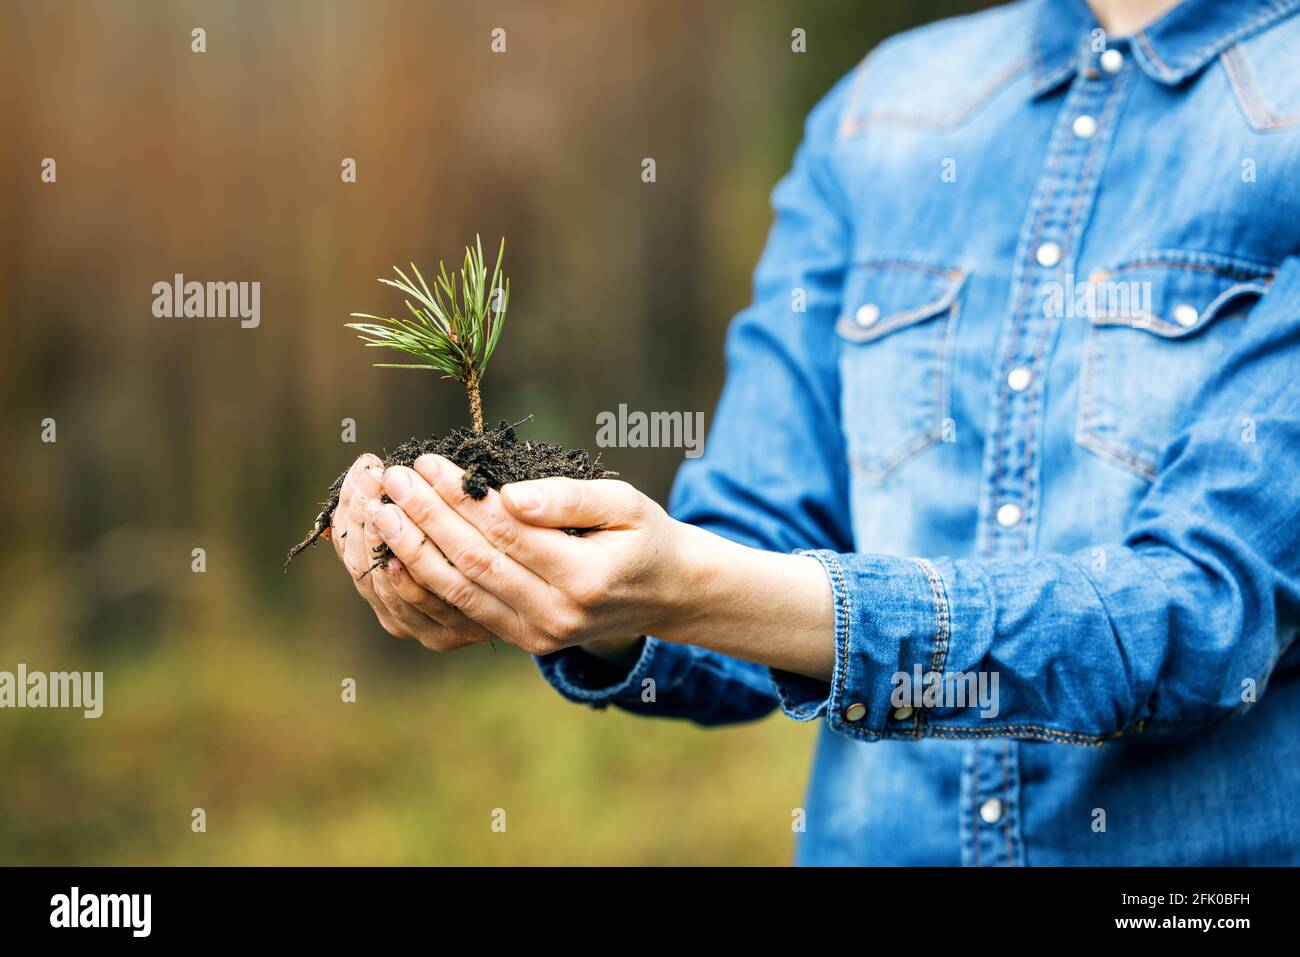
{"left": 331, "top": 453, "right": 494, "bottom": 652}
{"left": 369, "top": 454, "right": 689, "bottom": 656}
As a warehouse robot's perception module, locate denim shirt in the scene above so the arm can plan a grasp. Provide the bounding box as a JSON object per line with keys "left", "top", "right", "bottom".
{"left": 537, "top": 0, "right": 1300, "bottom": 865}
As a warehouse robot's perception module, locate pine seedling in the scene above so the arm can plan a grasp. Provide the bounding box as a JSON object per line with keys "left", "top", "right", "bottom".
{"left": 286, "top": 234, "right": 612, "bottom": 572}
{"left": 346, "top": 235, "right": 509, "bottom": 434}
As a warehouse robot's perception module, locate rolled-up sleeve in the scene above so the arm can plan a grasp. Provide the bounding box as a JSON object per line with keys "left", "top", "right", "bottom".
{"left": 771, "top": 258, "right": 1300, "bottom": 745}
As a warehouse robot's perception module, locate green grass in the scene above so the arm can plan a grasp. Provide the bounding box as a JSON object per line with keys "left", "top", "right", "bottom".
{"left": 0, "top": 618, "right": 814, "bottom": 865}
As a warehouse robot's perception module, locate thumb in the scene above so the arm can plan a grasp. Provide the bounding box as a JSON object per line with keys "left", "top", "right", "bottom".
{"left": 500, "top": 478, "right": 644, "bottom": 529}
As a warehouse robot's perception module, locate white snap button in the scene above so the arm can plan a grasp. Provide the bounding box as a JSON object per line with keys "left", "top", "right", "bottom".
{"left": 844, "top": 702, "right": 867, "bottom": 722}
{"left": 1072, "top": 114, "right": 1098, "bottom": 139}
{"left": 1007, "top": 366, "right": 1033, "bottom": 392}
{"left": 1099, "top": 49, "right": 1124, "bottom": 74}
{"left": 979, "top": 797, "right": 1004, "bottom": 824}
{"left": 996, "top": 503, "right": 1022, "bottom": 528}
{"left": 892, "top": 706, "right": 915, "bottom": 722}
{"left": 855, "top": 303, "right": 881, "bottom": 327}
{"left": 1035, "top": 241, "right": 1062, "bottom": 268}
{"left": 1172, "top": 303, "right": 1199, "bottom": 328}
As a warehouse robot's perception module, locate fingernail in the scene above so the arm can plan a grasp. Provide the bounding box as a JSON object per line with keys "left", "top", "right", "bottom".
{"left": 375, "top": 505, "right": 402, "bottom": 540}
{"left": 385, "top": 467, "right": 412, "bottom": 501}
{"left": 504, "top": 483, "right": 543, "bottom": 513}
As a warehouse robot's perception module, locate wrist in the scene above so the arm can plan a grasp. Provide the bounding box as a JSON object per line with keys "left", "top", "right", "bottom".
{"left": 655, "top": 519, "right": 730, "bottom": 635}
{"left": 656, "top": 522, "right": 835, "bottom": 681}
{"left": 581, "top": 634, "right": 645, "bottom": 664}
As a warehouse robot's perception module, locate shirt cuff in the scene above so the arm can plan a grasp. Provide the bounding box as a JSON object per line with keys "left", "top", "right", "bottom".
{"left": 535, "top": 636, "right": 658, "bottom": 707}
{"left": 768, "top": 548, "right": 953, "bottom": 742}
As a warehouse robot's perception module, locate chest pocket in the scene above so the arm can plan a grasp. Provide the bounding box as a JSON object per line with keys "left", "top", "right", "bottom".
{"left": 836, "top": 261, "right": 965, "bottom": 483}
{"left": 1075, "top": 252, "right": 1274, "bottom": 481}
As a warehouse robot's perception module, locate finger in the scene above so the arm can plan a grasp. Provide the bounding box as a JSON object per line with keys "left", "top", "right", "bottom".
{"left": 382, "top": 464, "right": 551, "bottom": 610}
{"left": 332, "top": 456, "right": 408, "bottom": 638}
{"left": 412, "top": 454, "right": 572, "bottom": 571}
{"left": 358, "top": 569, "right": 410, "bottom": 639}
{"left": 343, "top": 461, "right": 384, "bottom": 582}
{"left": 334, "top": 453, "right": 381, "bottom": 564}
{"left": 371, "top": 564, "right": 450, "bottom": 642}
{"left": 369, "top": 496, "right": 524, "bottom": 640}
{"left": 382, "top": 558, "right": 465, "bottom": 628}
{"left": 343, "top": 512, "right": 404, "bottom": 638}
{"left": 364, "top": 519, "right": 417, "bottom": 627}
{"left": 331, "top": 465, "right": 358, "bottom": 561}
{"left": 346, "top": 459, "right": 384, "bottom": 525}
{"left": 364, "top": 515, "right": 474, "bottom": 644}
{"left": 386, "top": 559, "right": 492, "bottom": 650}
{"left": 363, "top": 521, "right": 466, "bottom": 644}
{"left": 500, "top": 477, "right": 646, "bottom": 529}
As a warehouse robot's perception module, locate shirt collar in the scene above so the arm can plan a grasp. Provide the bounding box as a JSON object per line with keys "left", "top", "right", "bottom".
{"left": 1031, "top": 0, "right": 1300, "bottom": 96}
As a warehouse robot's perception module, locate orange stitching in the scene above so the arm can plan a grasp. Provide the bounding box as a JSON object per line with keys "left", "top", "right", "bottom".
{"left": 929, "top": 728, "right": 1105, "bottom": 747}
{"left": 1003, "top": 741, "right": 1013, "bottom": 866}
{"left": 831, "top": 556, "right": 850, "bottom": 715}
{"left": 1104, "top": 257, "right": 1275, "bottom": 280}
{"left": 913, "top": 558, "right": 947, "bottom": 740}
{"left": 927, "top": 721, "right": 1127, "bottom": 745}
{"left": 917, "top": 559, "right": 950, "bottom": 681}
{"left": 972, "top": 739, "right": 981, "bottom": 867}
{"left": 841, "top": 57, "right": 1029, "bottom": 136}
{"left": 1137, "top": 31, "right": 1170, "bottom": 76}
{"left": 1141, "top": 3, "right": 1300, "bottom": 85}
{"left": 1025, "top": 70, "right": 1128, "bottom": 551}
{"left": 938, "top": 300, "right": 957, "bottom": 426}
{"left": 1077, "top": 420, "right": 1159, "bottom": 481}
{"left": 985, "top": 88, "right": 1076, "bottom": 556}
{"left": 1220, "top": 45, "right": 1300, "bottom": 131}
{"left": 851, "top": 429, "right": 936, "bottom": 483}
{"left": 851, "top": 260, "right": 963, "bottom": 277}
{"left": 845, "top": 298, "right": 960, "bottom": 482}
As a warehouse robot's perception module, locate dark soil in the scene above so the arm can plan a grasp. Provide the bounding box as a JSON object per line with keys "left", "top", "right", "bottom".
{"left": 284, "top": 419, "right": 613, "bottom": 571}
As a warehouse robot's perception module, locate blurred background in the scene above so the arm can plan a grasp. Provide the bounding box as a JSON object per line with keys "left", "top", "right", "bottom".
{"left": 0, "top": 0, "right": 986, "bottom": 864}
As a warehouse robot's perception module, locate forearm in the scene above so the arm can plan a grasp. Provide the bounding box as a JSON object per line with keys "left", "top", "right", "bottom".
{"left": 652, "top": 521, "right": 836, "bottom": 681}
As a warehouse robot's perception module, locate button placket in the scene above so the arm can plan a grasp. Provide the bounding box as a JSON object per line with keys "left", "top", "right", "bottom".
{"left": 983, "top": 46, "right": 1128, "bottom": 561}
{"left": 964, "top": 740, "right": 1023, "bottom": 867}
{"left": 965, "top": 39, "right": 1130, "bottom": 869}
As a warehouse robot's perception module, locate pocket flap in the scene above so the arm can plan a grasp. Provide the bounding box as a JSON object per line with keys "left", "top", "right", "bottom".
{"left": 1084, "top": 252, "right": 1274, "bottom": 339}
{"left": 835, "top": 261, "right": 966, "bottom": 343}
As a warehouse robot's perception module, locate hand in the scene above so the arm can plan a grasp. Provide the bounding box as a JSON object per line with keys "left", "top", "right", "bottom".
{"left": 369, "top": 453, "right": 836, "bottom": 683}
{"left": 369, "top": 455, "right": 685, "bottom": 657}
{"left": 331, "top": 453, "right": 494, "bottom": 652}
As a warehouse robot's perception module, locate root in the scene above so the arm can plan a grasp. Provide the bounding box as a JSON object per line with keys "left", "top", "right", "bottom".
{"left": 355, "top": 553, "right": 389, "bottom": 581}
{"left": 283, "top": 509, "right": 333, "bottom": 572}
{"left": 493, "top": 414, "right": 534, "bottom": 435}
